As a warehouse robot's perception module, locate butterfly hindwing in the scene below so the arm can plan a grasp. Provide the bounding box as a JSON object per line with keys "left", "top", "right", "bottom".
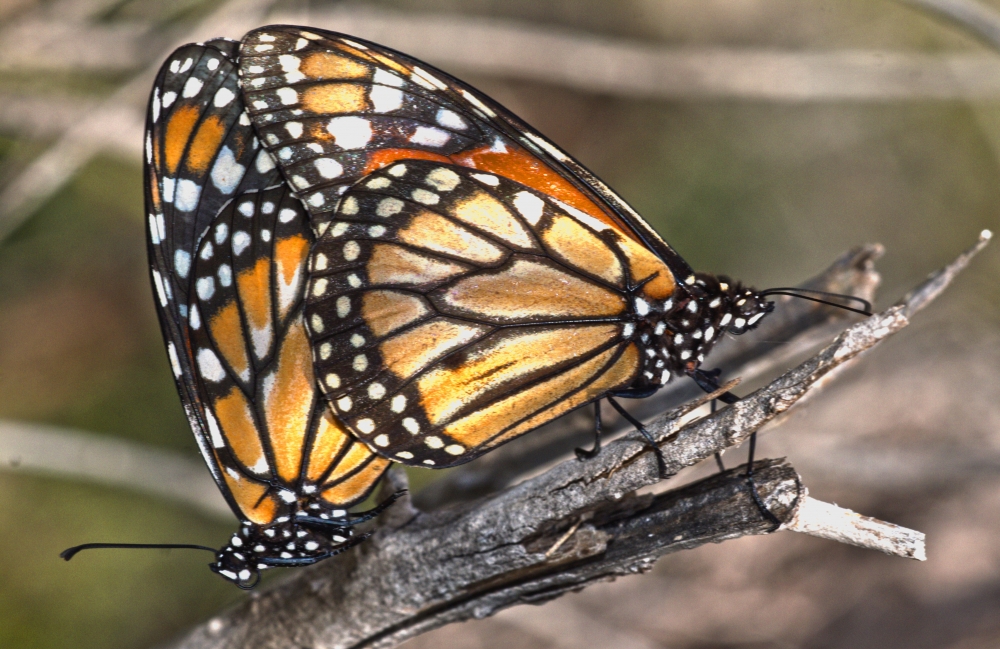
{"left": 146, "top": 42, "right": 388, "bottom": 524}
{"left": 304, "top": 160, "right": 647, "bottom": 467}
{"left": 188, "top": 185, "right": 389, "bottom": 522}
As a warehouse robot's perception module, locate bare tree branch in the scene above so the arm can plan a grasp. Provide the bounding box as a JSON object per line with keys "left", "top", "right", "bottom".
{"left": 161, "top": 232, "right": 990, "bottom": 649}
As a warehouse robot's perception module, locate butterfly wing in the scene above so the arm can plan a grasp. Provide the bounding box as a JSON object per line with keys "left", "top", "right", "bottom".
{"left": 146, "top": 41, "right": 387, "bottom": 522}
{"left": 145, "top": 39, "right": 275, "bottom": 518}
{"left": 304, "top": 160, "right": 648, "bottom": 467}
{"left": 236, "top": 25, "right": 694, "bottom": 283}
{"left": 187, "top": 185, "right": 389, "bottom": 522}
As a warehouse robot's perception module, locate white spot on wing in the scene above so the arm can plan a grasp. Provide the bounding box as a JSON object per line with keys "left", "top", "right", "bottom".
{"left": 174, "top": 250, "right": 191, "bottom": 278}
{"left": 197, "top": 348, "right": 226, "bottom": 382}
{"left": 279, "top": 55, "right": 304, "bottom": 83}
{"left": 182, "top": 77, "right": 203, "bottom": 98}
{"left": 425, "top": 167, "right": 461, "bottom": 191}
{"left": 436, "top": 109, "right": 466, "bottom": 130}
{"left": 276, "top": 87, "right": 298, "bottom": 105}
{"left": 214, "top": 87, "right": 235, "bottom": 107}
{"left": 412, "top": 67, "right": 447, "bottom": 90}
{"left": 327, "top": 116, "right": 372, "bottom": 149}
{"left": 459, "top": 89, "right": 496, "bottom": 117}
{"left": 151, "top": 87, "right": 160, "bottom": 122}
{"left": 148, "top": 214, "right": 160, "bottom": 244}
{"left": 174, "top": 179, "right": 201, "bottom": 212}
{"left": 162, "top": 177, "right": 175, "bottom": 203}
{"left": 373, "top": 68, "right": 404, "bottom": 87}
{"left": 167, "top": 342, "right": 182, "bottom": 377}
{"left": 255, "top": 150, "right": 275, "bottom": 173}
{"left": 471, "top": 173, "right": 499, "bottom": 186}
{"left": 152, "top": 269, "right": 167, "bottom": 306}
{"left": 376, "top": 197, "right": 403, "bottom": 217}
{"left": 210, "top": 146, "right": 245, "bottom": 194}
{"left": 370, "top": 85, "right": 403, "bottom": 113}
{"left": 513, "top": 192, "right": 544, "bottom": 225}
{"left": 411, "top": 188, "right": 438, "bottom": 205}
{"left": 524, "top": 131, "right": 569, "bottom": 161}
{"left": 551, "top": 198, "right": 610, "bottom": 232}
{"left": 196, "top": 276, "right": 215, "bottom": 301}
{"left": 251, "top": 323, "right": 272, "bottom": 359}
{"left": 314, "top": 158, "right": 343, "bottom": 179}
{"left": 204, "top": 408, "right": 225, "bottom": 448}
{"left": 409, "top": 126, "right": 450, "bottom": 147}
{"left": 277, "top": 257, "right": 302, "bottom": 317}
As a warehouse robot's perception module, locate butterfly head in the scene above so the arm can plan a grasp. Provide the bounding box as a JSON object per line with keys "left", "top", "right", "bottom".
{"left": 210, "top": 525, "right": 264, "bottom": 589}
{"left": 714, "top": 279, "right": 775, "bottom": 336}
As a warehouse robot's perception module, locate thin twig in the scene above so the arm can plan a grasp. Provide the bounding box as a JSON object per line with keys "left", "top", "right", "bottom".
{"left": 785, "top": 496, "right": 926, "bottom": 560}
{"left": 0, "top": 420, "right": 229, "bottom": 517}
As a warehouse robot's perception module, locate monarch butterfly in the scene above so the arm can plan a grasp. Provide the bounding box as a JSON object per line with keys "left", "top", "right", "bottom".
{"left": 62, "top": 27, "right": 869, "bottom": 587}
{"left": 62, "top": 38, "right": 399, "bottom": 589}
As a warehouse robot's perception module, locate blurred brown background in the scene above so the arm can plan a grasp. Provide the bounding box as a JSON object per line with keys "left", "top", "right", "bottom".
{"left": 1, "top": 1, "right": 999, "bottom": 647}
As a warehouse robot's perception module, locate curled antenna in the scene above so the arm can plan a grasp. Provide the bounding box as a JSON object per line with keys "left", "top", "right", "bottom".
{"left": 60, "top": 543, "right": 217, "bottom": 561}
{"left": 759, "top": 287, "right": 873, "bottom": 316}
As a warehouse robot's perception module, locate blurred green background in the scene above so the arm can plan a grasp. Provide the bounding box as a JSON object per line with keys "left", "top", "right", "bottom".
{"left": 1, "top": 1, "right": 999, "bottom": 648}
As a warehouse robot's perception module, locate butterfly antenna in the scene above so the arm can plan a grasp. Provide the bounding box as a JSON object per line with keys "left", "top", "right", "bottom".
{"left": 759, "top": 287, "right": 873, "bottom": 316}
{"left": 60, "top": 543, "right": 218, "bottom": 561}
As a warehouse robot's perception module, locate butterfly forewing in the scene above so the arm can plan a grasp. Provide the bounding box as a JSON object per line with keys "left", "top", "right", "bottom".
{"left": 304, "top": 160, "right": 648, "bottom": 467}
{"left": 236, "top": 26, "right": 690, "bottom": 284}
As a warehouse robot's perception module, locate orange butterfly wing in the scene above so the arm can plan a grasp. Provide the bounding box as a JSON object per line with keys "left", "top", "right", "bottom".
{"left": 146, "top": 41, "right": 388, "bottom": 523}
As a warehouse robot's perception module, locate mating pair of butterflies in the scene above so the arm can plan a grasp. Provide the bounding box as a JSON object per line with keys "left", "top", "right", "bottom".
{"left": 141, "top": 25, "right": 773, "bottom": 587}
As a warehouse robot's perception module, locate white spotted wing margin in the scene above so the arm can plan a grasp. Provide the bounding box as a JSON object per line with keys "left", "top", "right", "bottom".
{"left": 303, "top": 160, "right": 642, "bottom": 469}
{"left": 145, "top": 38, "right": 281, "bottom": 518}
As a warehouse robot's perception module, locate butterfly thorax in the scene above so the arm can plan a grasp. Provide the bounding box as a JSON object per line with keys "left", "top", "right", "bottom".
{"left": 628, "top": 273, "right": 774, "bottom": 391}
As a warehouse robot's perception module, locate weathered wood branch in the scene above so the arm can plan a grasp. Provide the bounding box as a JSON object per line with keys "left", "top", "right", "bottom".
{"left": 165, "top": 231, "right": 988, "bottom": 649}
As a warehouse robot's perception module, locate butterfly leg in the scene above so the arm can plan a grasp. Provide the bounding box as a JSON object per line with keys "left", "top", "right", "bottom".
{"left": 606, "top": 395, "right": 668, "bottom": 479}
{"left": 575, "top": 401, "right": 603, "bottom": 461}
{"left": 298, "top": 490, "right": 408, "bottom": 531}
{"left": 711, "top": 399, "right": 727, "bottom": 472}
{"left": 688, "top": 368, "right": 781, "bottom": 530}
